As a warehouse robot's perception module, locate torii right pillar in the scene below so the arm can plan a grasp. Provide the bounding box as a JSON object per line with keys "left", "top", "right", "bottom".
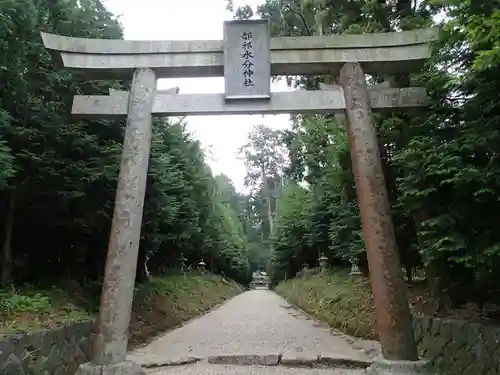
{"left": 339, "top": 62, "right": 431, "bottom": 375}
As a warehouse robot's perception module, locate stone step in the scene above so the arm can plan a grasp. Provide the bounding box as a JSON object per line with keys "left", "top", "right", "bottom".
{"left": 146, "top": 363, "right": 365, "bottom": 375}
{"left": 141, "top": 353, "right": 372, "bottom": 369}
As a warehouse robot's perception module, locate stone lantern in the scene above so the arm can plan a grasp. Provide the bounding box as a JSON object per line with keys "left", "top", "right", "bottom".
{"left": 302, "top": 263, "right": 309, "bottom": 272}
{"left": 318, "top": 253, "right": 329, "bottom": 272}
{"left": 198, "top": 259, "right": 206, "bottom": 274}
{"left": 349, "top": 257, "right": 362, "bottom": 276}
{"left": 179, "top": 253, "right": 187, "bottom": 272}
{"left": 179, "top": 253, "right": 188, "bottom": 278}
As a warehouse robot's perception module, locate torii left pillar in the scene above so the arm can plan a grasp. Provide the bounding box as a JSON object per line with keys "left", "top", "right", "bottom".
{"left": 77, "top": 68, "right": 156, "bottom": 375}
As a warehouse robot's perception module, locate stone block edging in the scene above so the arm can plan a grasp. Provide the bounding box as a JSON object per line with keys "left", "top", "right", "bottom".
{"left": 141, "top": 356, "right": 202, "bottom": 368}
{"left": 143, "top": 353, "right": 373, "bottom": 369}
{"left": 0, "top": 320, "right": 96, "bottom": 375}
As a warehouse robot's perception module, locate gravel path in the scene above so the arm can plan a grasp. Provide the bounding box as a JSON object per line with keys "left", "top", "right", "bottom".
{"left": 128, "top": 289, "right": 370, "bottom": 365}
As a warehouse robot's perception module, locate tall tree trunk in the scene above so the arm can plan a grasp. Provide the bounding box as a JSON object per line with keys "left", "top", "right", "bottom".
{"left": 261, "top": 166, "right": 274, "bottom": 236}
{"left": 267, "top": 193, "right": 274, "bottom": 235}
{"left": 405, "top": 265, "right": 413, "bottom": 284}
{"left": 1, "top": 188, "right": 16, "bottom": 286}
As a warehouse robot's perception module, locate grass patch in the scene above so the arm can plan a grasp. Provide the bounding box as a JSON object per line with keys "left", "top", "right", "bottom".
{"left": 0, "top": 285, "right": 92, "bottom": 334}
{"left": 275, "top": 269, "right": 376, "bottom": 339}
{"left": 1, "top": 272, "right": 243, "bottom": 342}
{"left": 276, "top": 268, "right": 500, "bottom": 340}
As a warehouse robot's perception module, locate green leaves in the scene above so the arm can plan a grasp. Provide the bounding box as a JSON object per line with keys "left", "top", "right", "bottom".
{"left": 467, "top": 10, "right": 500, "bottom": 71}
{"left": 0, "top": 138, "right": 14, "bottom": 189}
{"left": 235, "top": 0, "right": 500, "bottom": 308}
{"left": 0, "top": 0, "right": 253, "bottom": 286}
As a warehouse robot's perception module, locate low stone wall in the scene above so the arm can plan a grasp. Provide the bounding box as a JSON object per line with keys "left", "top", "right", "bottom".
{"left": 413, "top": 315, "right": 500, "bottom": 375}
{"left": 0, "top": 321, "right": 95, "bottom": 375}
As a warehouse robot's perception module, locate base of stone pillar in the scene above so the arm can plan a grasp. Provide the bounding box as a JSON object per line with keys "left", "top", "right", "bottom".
{"left": 75, "top": 361, "right": 147, "bottom": 375}
{"left": 365, "top": 358, "right": 433, "bottom": 375}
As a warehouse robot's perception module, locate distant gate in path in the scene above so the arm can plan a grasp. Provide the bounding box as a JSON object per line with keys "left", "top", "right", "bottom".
{"left": 251, "top": 271, "right": 270, "bottom": 289}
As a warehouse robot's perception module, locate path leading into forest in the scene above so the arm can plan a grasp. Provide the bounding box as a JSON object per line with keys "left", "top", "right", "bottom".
{"left": 128, "top": 289, "right": 380, "bottom": 374}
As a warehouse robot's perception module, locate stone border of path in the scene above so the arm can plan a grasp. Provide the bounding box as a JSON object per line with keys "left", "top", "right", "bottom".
{"left": 142, "top": 353, "right": 373, "bottom": 369}
{"left": 142, "top": 357, "right": 202, "bottom": 368}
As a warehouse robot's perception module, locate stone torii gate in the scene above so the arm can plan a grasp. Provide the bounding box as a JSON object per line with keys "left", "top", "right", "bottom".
{"left": 42, "top": 21, "right": 437, "bottom": 375}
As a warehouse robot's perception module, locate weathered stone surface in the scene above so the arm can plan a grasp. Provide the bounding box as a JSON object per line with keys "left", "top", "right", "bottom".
{"left": 413, "top": 321, "right": 422, "bottom": 344}
{"left": 141, "top": 356, "right": 201, "bottom": 368}
{"left": 72, "top": 90, "right": 345, "bottom": 118}
{"left": 42, "top": 28, "right": 437, "bottom": 54}
{"left": 49, "top": 327, "right": 64, "bottom": 345}
{"left": 317, "top": 354, "right": 372, "bottom": 369}
{"left": 72, "top": 87, "right": 427, "bottom": 119}
{"left": 75, "top": 346, "right": 87, "bottom": 365}
{"left": 13, "top": 333, "right": 39, "bottom": 359}
{"left": 224, "top": 20, "right": 271, "bottom": 100}
{"left": 75, "top": 361, "right": 146, "bottom": 375}
{"left": 32, "top": 354, "right": 48, "bottom": 375}
{"left": 79, "top": 336, "right": 93, "bottom": 359}
{"left": 0, "top": 322, "right": 94, "bottom": 375}
{"left": 40, "top": 28, "right": 438, "bottom": 78}
{"left": 61, "top": 340, "right": 77, "bottom": 365}
{"left": 145, "top": 363, "right": 365, "bottom": 375}
{"left": 54, "top": 365, "right": 68, "bottom": 375}
{"left": 1, "top": 353, "right": 25, "bottom": 375}
{"left": 109, "top": 87, "right": 179, "bottom": 100}
{"left": 70, "top": 322, "right": 92, "bottom": 341}
{"left": 280, "top": 353, "right": 318, "bottom": 367}
{"left": 67, "top": 360, "right": 79, "bottom": 375}
{"left": 365, "top": 358, "right": 432, "bottom": 375}
{"left": 0, "top": 340, "right": 15, "bottom": 363}
{"left": 91, "top": 67, "right": 157, "bottom": 366}
{"left": 207, "top": 354, "right": 280, "bottom": 366}
{"left": 44, "top": 345, "right": 63, "bottom": 370}
{"left": 40, "top": 331, "right": 55, "bottom": 357}
{"left": 21, "top": 348, "right": 37, "bottom": 373}
{"left": 412, "top": 315, "right": 500, "bottom": 375}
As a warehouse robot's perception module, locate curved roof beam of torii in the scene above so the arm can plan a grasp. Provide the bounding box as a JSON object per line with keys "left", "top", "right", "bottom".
{"left": 40, "top": 28, "right": 438, "bottom": 79}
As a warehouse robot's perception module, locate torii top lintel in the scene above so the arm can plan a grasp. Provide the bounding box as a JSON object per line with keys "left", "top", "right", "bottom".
{"left": 40, "top": 26, "right": 438, "bottom": 79}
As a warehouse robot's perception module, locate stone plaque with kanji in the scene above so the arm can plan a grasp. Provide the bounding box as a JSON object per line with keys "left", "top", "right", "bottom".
{"left": 223, "top": 19, "right": 271, "bottom": 100}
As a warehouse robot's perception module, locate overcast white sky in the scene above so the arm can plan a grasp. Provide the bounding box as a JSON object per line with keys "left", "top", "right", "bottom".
{"left": 103, "top": 0, "right": 291, "bottom": 192}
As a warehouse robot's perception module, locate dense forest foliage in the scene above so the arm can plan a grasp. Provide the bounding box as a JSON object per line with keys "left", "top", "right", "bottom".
{"left": 0, "top": 0, "right": 270, "bottom": 288}
{"left": 227, "top": 0, "right": 500, "bottom": 313}
{"left": 2, "top": 0, "right": 500, "bottom": 319}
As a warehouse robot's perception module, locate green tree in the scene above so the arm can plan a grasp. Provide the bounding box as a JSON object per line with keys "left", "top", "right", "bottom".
{"left": 235, "top": 0, "right": 500, "bottom": 312}
{"left": 0, "top": 0, "right": 254, "bottom": 288}
{"left": 240, "top": 124, "right": 288, "bottom": 239}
